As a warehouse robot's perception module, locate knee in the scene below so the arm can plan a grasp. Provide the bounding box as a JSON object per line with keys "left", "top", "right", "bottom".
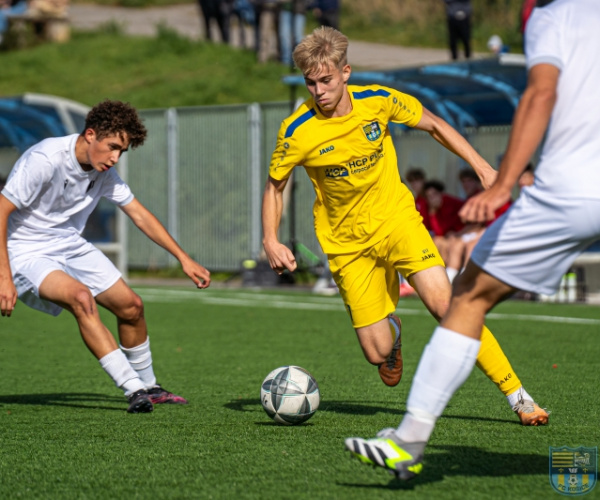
{"left": 117, "top": 293, "right": 145, "bottom": 323}
{"left": 69, "top": 287, "right": 97, "bottom": 317}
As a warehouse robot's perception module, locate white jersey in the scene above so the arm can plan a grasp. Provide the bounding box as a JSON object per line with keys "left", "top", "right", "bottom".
{"left": 1, "top": 134, "right": 134, "bottom": 250}
{"left": 526, "top": 0, "right": 600, "bottom": 199}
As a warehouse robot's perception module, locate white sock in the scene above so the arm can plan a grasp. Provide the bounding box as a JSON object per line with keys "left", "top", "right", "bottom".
{"left": 120, "top": 338, "right": 157, "bottom": 389}
{"left": 99, "top": 349, "right": 145, "bottom": 396}
{"left": 507, "top": 386, "right": 534, "bottom": 407}
{"left": 446, "top": 267, "right": 459, "bottom": 283}
{"left": 397, "top": 326, "right": 481, "bottom": 443}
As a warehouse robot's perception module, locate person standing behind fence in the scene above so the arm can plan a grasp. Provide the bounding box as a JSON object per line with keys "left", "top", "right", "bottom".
{"left": 0, "top": 100, "right": 211, "bottom": 414}
{"left": 198, "top": 0, "right": 233, "bottom": 43}
{"left": 0, "top": 0, "right": 27, "bottom": 45}
{"left": 443, "top": 0, "right": 472, "bottom": 60}
{"left": 312, "top": 0, "right": 339, "bottom": 30}
{"left": 252, "top": 0, "right": 282, "bottom": 62}
{"left": 279, "top": 0, "right": 307, "bottom": 66}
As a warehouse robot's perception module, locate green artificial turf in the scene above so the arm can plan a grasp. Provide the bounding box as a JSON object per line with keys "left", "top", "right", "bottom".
{"left": 0, "top": 287, "right": 598, "bottom": 499}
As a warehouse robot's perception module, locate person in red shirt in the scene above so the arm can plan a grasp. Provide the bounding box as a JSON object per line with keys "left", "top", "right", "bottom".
{"left": 422, "top": 180, "right": 464, "bottom": 276}
{"left": 445, "top": 169, "right": 511, "bottom": 282}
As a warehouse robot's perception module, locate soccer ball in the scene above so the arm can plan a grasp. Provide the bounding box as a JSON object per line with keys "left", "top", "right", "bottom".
{"left": 260, "top": 365, "right": 320, "bottom": 425}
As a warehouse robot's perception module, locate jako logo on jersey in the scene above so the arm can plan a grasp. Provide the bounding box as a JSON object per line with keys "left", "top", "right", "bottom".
{"left": 363, "top": 121, "right": 381, "bottom": 141}
{"left": 325, "top": 167, "right": 349, "bottom": 178}
{"left": 319, "top": 145, "right": 334, "bottom": 155}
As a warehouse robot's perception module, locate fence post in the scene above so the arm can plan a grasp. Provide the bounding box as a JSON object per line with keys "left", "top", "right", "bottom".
{"left": 167, "top": 107, "right": 178, "bottom": 267}
{"left": 249, "top": 103, "right": 262, "bottom": 260}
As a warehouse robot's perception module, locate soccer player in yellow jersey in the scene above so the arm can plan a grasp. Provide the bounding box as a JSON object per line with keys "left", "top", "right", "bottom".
{"left": 261, "top": 26, "right": 548, "bottom": 426}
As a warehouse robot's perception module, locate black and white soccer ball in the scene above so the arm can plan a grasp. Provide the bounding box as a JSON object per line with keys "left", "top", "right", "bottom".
{"left": 260, "top": 365, "right": 320, "bottom": 425}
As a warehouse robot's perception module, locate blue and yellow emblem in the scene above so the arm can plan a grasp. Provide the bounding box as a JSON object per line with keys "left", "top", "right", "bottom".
{"left": 362, "top": 121, "right": 381, "bottom": 141}
{"left": 550, "top": 446, "right": 597, "bottom": 496}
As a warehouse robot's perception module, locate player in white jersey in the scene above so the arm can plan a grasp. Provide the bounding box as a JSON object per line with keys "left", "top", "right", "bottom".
{"left": 0, "top": 100, "right": 211, "bottom": 413}
{"left": 345, "top": 0, "right": 600, "bottom": 480}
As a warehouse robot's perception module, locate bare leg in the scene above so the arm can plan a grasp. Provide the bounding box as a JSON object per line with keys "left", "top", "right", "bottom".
{"left": 95, "top": 278, "right": 146, "bottom": 348}
{"left": 39, "top": 270, "right": 119, "bottom": 358}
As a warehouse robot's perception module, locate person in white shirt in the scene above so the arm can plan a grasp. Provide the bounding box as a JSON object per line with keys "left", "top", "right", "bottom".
{"left": 0, "top": 100, "right": 211, "bottom": 414}
{"left": 345, "top": 0, "right": 600, "bottom": 480}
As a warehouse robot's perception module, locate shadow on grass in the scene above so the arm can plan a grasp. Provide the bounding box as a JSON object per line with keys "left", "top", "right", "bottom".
{"left": 0, "top": 393, "right": 125, "bottom": 411}
{"left": 224, "top": 398, "right": 517, "bottom": 424}
{"left": 339, "top": 444, "right": 548, "bottom": 488}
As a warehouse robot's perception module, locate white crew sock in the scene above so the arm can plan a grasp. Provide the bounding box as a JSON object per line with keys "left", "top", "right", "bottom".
{"left": 99, "top": 349, "right": 145, "bottom": 396}
{"left": 397, "top": 326, "right": 481, "bottom": 443}
{"left": 120, "top": 337, "right": 157, "bottom": 389}
{"left": 507, "top": 386, "right": 534, "bottom": 407}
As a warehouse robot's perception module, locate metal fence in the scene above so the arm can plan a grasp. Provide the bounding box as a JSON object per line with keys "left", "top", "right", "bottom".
{"left": 103, "top": 102, "right": 512, "bottom": 274}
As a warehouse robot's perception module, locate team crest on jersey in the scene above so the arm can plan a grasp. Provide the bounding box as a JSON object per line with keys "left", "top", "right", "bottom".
{"left": 362, "top": 121, "right": 381, "bottom": 141}
{"left": 549, "top": 446, "right": 597, "bottom": 496}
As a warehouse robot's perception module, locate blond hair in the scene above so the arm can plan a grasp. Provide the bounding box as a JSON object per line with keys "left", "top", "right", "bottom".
{"left": 292, "top": 26, "right": 349, "bottom": 75}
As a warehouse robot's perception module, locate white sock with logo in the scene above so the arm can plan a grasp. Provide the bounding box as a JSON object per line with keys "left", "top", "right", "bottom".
{"left": 397, "top": 326, "right": 481, "bottom": 443}
{"left": 99, "top": 349, "right": 145, "bottom": 396}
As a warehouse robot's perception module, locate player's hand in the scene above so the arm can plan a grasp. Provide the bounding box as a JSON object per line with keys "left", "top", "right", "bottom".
{"left": 459, "top": 184, "right": 512, "bottom": 223}
{"left": 181, "top": 259, "right": 211, "bottom": 289}
{"left": 0, "top": 277, "right": 17, "bottom": 317}
{"left": 264, "top": 241, "right": 297, "bottom": 275}
{"left": 478, "top": 166, "right": 498, "bottom": 190}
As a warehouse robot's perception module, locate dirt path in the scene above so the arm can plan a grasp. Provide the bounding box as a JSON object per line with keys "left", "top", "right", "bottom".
{"left": 68, "top": 4, "right": 453, "bottom": 70}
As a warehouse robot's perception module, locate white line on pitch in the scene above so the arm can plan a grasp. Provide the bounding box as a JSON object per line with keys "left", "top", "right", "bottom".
{"left": 136, "top": 288, "right": 600, "bottom": 325}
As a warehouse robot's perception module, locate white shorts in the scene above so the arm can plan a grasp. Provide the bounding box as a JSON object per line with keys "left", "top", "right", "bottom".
{"left": 9, "top": 234, "right": 121, "bottom": 316}
{"left": 471, "top": 186, "right": 600, "bottom": 295}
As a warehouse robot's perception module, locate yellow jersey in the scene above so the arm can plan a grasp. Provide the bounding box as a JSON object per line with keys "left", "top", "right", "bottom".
{"left": 269, "top": 84, "right": 424, "bottom": 254}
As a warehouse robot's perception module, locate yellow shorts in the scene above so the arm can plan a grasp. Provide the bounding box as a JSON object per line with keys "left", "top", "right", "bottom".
{"left": 328, "top": 211, "right": 445, "bottom": 328}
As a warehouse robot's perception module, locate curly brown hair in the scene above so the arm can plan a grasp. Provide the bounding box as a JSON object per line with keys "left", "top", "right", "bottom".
{"left": 83, "top": 100, "right": 147, "bottom": 149}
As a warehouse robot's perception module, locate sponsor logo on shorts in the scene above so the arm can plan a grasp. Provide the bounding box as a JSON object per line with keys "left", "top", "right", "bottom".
{"left": 549, "top": 446, "right": 597, "bottom": 496}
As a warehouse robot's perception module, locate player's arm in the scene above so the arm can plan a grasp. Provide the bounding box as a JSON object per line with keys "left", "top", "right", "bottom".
{"left": 120, "top": 198, "right": 211, "bottom": 288}
{"left": 0, "top": 194, "right": 18, "bottom": 317}
{"left": 460, "top": 63, "right": 559, "bottom": 223}
{"left": 262, "top": 175, "right": 296, "bottom": 275}
{"left": 414, "top": 108, "right": 497, "bottom": 189}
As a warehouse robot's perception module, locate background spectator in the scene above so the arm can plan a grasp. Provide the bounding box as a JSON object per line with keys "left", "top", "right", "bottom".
{"left": 518, "top": 162, "right": 535, "bottom": 189}
{"left": 423, "top": 179, "right": 464, "bottom": 278}
{"left": 0, "top": 0, "right": 28, "bottom": 45}
{"left": 404, "top": 167, "right": 428, "bottom": 226}
{"left": 198, "top": 0, "right": 233, "bottom": 43}
{"left": 231, "top": 0, "right": 255, "bottom": 48}
{"left": 312, "top": 0, "right": 339, "bottom": 30}
{"left": 252, "top": 0, "right": 281, "bottom": 63}
{"left": 279, "top": 0, "right": 307, "bottom": 66}
{"left": 442, "top": 0, "right": 472, "bottom": 60}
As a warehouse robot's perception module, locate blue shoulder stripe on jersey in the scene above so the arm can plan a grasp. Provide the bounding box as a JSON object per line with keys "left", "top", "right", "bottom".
{"left": 352, "top": 89, "right": 391, "bottom": 100}
{"left": 284, "top": 108, "right": 317, "bottom": 138}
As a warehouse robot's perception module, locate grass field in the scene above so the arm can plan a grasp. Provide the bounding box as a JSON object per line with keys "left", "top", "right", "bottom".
{"left": 1, "top": 286, "right": 599, "bottom": 499}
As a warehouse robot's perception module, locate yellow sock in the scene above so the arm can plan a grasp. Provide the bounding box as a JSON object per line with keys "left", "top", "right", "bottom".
{"left": 475, "top": 326, "right": 522, "bottom": 397}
